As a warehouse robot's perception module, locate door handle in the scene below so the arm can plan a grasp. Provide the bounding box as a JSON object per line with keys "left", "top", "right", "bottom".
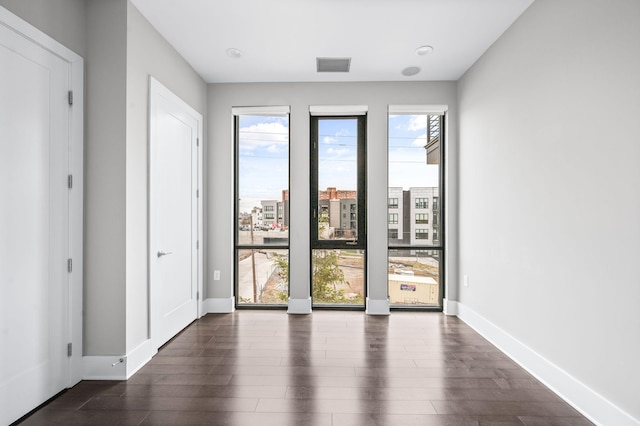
{"left": 346, "top": 240, "right": 358, "bottom": 246}
{"left": 157, "top": 251, "right": 173, "bottom": 258}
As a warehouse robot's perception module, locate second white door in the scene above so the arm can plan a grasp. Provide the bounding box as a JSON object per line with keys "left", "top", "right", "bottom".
{"left": 149, "top": 78, "right": 201, "bottom": 350}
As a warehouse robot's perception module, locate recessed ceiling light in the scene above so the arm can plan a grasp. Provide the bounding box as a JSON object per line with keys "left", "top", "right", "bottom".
{"left": 225, "top": 48, "right": 243, "bottom": 58}
{"left": 416, "top": 45, "right": 434, "bottom": 56}
{"left": 401, "top": 66, "right": 421, "bottom": 77}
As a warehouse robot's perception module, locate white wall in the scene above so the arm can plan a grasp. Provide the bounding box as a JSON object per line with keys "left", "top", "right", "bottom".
{"left": 207, "top": 82, "right": 458, "bottom": 309}
{"left": 3, "top": 0, "right": 206, "bottom": 364}
{"left": 85, "top": 0, "right": 128, "bottom": 355}
{"left": 457, "top": 0, "right": 640, "bottom": 422}
{"left": 125, "top": 1, "right": 207, "bottom": 352}
{"left": 0, "top": 0, "right": 86, "bottom": 57}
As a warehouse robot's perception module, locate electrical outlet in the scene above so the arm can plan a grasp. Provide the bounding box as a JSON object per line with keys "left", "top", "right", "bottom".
{"left": 463, "top": 275, "right": 469, "bottom": 288}
{"left": 214, "top": 270, "right": 221, "bottom": 281}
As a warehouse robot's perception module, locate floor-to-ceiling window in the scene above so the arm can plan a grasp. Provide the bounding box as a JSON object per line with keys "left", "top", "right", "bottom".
{"left": 234, "top": 107, "right": 290, "bottom": 306}
{"left": 310, "top": 112, "right": 367, "bottom": 307}
{"left": 388, "top": 108, "right": 445, "bottom": 309}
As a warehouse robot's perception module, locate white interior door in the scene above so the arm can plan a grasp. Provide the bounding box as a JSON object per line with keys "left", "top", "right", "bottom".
{"left": 0, "top": 15, "right": 72, "bottom": 425}
{"left": 150, "top": 78, "right": 201, "bottom": 350}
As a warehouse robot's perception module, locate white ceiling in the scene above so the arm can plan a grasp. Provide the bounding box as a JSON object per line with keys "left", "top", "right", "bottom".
{"left": 130, "top": 0, "right": 534, "bottom": 84}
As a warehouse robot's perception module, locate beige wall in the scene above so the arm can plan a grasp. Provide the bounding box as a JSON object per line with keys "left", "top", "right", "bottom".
{"left": 458, "top": 0, "right": 640, "bottom": 421}
{"left": 206, "top": 82, "right": 458, "bottom": 305}
{"left": 1, "top": 0, "right": 207, "bottom": 357}
{"left": 0, "top": 0, "right": 86, "bottom": 56}
{"left": 85, "top": 0, "right": 128, "bottom": 355}
{"left": 125, "top": 1, "right": 207, "bottom": 352}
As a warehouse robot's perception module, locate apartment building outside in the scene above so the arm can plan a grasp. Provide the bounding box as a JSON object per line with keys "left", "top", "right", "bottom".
{"left": 388, "top": 187, "right": 439, "bottom": 247}
{"left": 260, "top": 200, "right": 278, "bottom": 227}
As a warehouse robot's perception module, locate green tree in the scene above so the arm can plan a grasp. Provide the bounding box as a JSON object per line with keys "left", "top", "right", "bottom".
{"left": 312, "top": 250, "right": 351, "bottom": 303}
{"left": 272, "top": 250, "right": 361, "bottom": 304}
{"left": 272, "top": 252, "right": 290, "bottom": 302}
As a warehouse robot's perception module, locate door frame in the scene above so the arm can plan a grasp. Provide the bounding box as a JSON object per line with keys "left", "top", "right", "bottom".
{"left": 0, "top": 2, "right": 84, "bottom": 397}
{"left": 148, "top": 77, "right": 203, "bottom": 351}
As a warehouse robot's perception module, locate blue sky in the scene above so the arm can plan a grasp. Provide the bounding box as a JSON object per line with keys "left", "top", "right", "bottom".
{"left": 318, "top": 118, "right": 357, "bottom": 192}
{"left": 237, "top": 114, "right": 439, "bottom": 213}
{"left": 237, "top": 115, "right": 289, "bottom": 213}
{"left": 388, "top": 114, "right": 440, "bottom": 189}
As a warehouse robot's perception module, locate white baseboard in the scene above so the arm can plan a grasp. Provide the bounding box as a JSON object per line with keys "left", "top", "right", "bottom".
{"left": 366, "top": 297, "right": 390, "bottom": 315}
{"left": 125, "top": 339, "right": 156, "bottom": 378}
{"left": 287, "top": 297, "right": 312, "bottom": 314}
{"left": 83, "top": 355, "right": 127, "bottom": 380}
{"left": 443, "top": 298, "right": 458, "bottom": 316}
{"left": 457, "top": 303, "right": 639, "bottom": 426}
{"left": 83, "top": 339, "right": 157, "bottom": 380}
{"left": 203, "top": 297, "right": 235, "bottom": 313}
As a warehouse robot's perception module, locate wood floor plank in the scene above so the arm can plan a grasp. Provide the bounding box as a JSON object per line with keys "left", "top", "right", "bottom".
{"left": 16, "top": 311, "right": 594, "bottom": 426}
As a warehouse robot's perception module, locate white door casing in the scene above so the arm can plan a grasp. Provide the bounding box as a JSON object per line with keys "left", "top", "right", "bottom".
{"left": 0, "top": 7, "right": 83, "bottom": 425}
{"left": 149, "top": 77, "right": 202, "bottom": 351}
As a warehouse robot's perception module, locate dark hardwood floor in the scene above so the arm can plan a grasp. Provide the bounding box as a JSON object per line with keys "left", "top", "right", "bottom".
{"left": 18, "top": 311, "right": 593, "bottom": 425}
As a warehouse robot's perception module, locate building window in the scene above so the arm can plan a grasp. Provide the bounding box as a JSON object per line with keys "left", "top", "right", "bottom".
{"left": 388, "top": 198, "right": 398, "bottom": 209}
{"left": 264, "top": 213, "right": 274, "bottom": 220}
{"left": 388, "top": 213, "right": 398, "bottom": 224}
{"left": 433, "top": 197, "right": 438, "bottom": 210}
{"left": 388, "top": 229, "right": 398, "bottom": 239}
{"left": 415, "top": 213, "right": 429, "bottom": 224}
{"left": 415, "top": 229, "right": 429, "bottom": 239}
{"left": 264, "top": 205, "right": 274, "bottom": 212}
{"left": 415, "top": 198, "right": 428, "bottom": 209}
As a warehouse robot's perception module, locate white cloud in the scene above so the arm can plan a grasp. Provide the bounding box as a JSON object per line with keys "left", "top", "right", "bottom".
{"left": 412, "top": 132, "right": 428, "bottom": 147}
{"left": 407, "top": 115, "right": 427, "bottom": 131}
{"left": 323, "top": 136, "right": 338, "bottom": 145}
{"left": 327, "top": 147, "right": 349, "bottom": 156}
{"left": 239, "top": 122, "right": 288, "bottom": 151}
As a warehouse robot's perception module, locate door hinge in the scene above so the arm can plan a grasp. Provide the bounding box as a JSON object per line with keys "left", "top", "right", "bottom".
{"left": 196, "top": 291, "right": 200, "bottom": 300}
{"left": 196, "top": 138, "right": 199, "bottom": 147}
{"left": 68, "top": 174, "right": 73, "bottom": 189}
{"left": 68, "top": 90, "right": 73, "bottom": 106}
{"left": 67, "top": 342, "right": 72, "bottom": 357}
{"left": 196, "top": 240, "right": 199, "bottom": 250}
{"left": 196, "top": 189, "right": 199, "bottom": 198}
{"left": 67, "top": 258, "right": 72, "bottom": 273}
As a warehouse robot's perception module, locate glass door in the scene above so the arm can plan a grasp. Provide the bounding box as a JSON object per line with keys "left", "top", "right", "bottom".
{"left": 310, "top": 115, "right": 366, "bottom": 307}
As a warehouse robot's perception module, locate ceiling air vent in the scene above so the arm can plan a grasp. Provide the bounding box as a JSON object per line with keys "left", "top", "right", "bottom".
{"left": 316, "top": 57, "right": 351, "bottom": 73}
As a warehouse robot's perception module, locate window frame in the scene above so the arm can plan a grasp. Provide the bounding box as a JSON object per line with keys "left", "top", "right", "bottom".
{"left": 415, "top": 198, "right": 429, "bottom": 209}
{"left": 388, "top": 113, "right": 446, "bottom": 310}
{"left": 233, "top": 111, "right": 291, "bottom": 308}
{"left": 415, "top": 229, "right": 429, "bottom": 239}
{"left": 310, "top": 115, "right": 367, "bottom": 250}
{"left": 310, "top": 114, "right": 367, "bottom": 308}
{"left": 415, "top": 213, "right": 429, "bottom": 224}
